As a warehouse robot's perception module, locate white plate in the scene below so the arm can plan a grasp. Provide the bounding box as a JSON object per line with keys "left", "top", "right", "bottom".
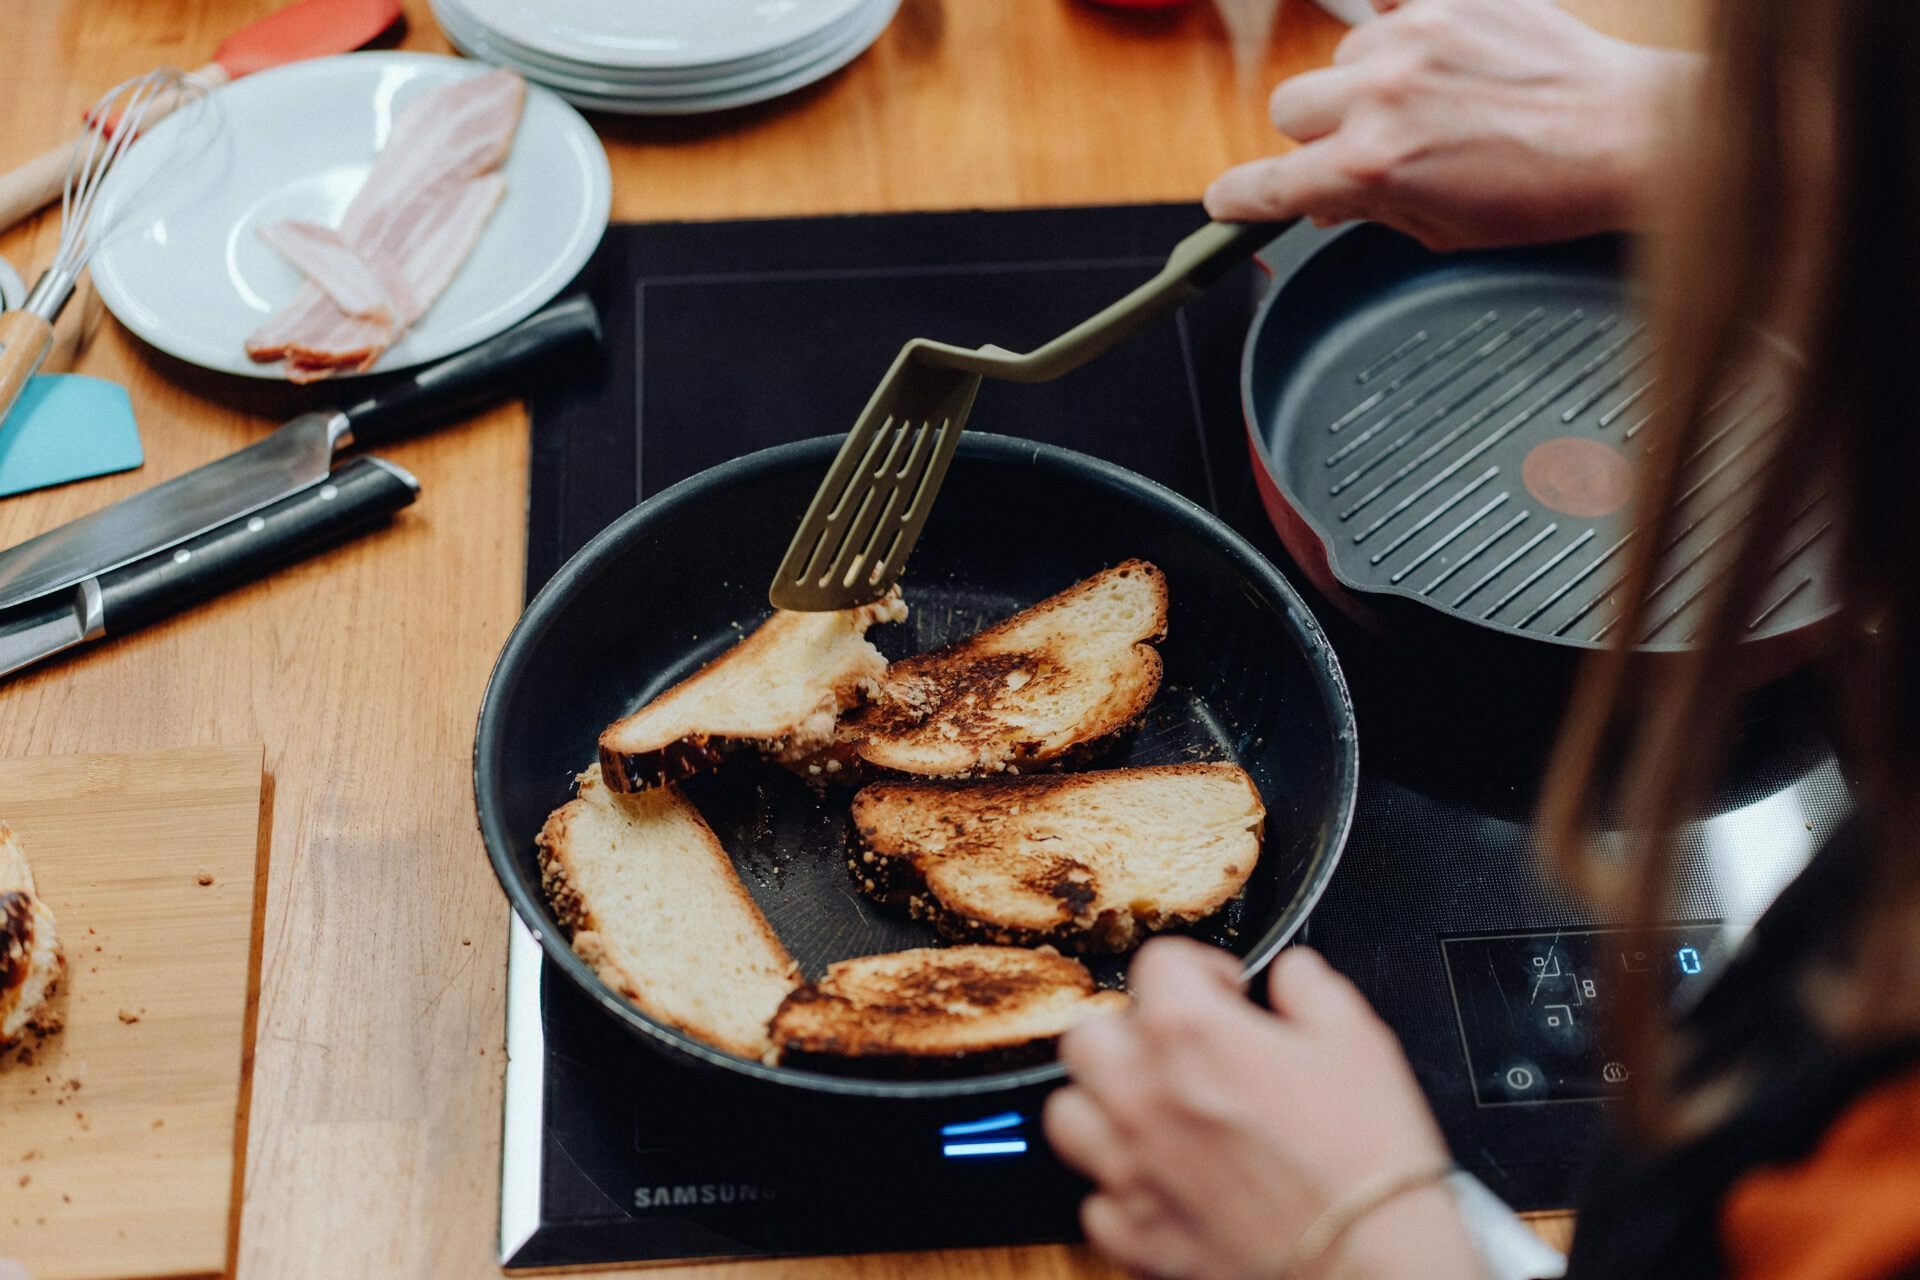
{"left": 457, "top": 0, "right": 864, "bottom": 72}
{"left": 437, "top": 0, "right": 893, "bottom": 104}
{"left": 449, "top": 0, "right": 899, "bottom": 116}
{"left": 89, "top": 53, "right": 611, "bottom": 381}
{"left": 433, "top": 0, "right": 874, "bottom": 91}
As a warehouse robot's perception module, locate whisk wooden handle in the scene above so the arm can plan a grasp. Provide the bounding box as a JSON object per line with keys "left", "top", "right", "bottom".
{"left": 0, "top": 310, "right": 55, "bottom": 425}
{"left": 0, "top": 60, "right": 226, "bottom": 235}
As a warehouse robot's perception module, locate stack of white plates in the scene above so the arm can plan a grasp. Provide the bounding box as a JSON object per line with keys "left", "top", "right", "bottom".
{"left": 431, "top": 0, "right": 902, "bottom": 115}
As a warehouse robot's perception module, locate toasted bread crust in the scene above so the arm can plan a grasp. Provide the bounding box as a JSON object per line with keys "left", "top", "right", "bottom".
{"left": 598, "top": 593, "right": 905, "bottom": 793}
{"left": 849, "top": 764, "right": 1265, "bottom": 953}
{"left": 536, "top": 770, "right": 799, "bottom": 1060}
{"left": 768, "top": 945, "right": 1127, "bottom": 1064}
{"left": 0, "top": 825, "right": 64, "bottom": 1049}
{"left": 851, "top": 561, "right": 1168, "bottom": 777}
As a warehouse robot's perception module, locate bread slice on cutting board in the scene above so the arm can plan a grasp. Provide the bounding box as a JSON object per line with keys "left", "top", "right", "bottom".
{"left": 537, "top": 766, "right": 799, "bottom": 1060}
{"left": 768, "top": 944, "right": 1126, "bottom": 1069}
{"left": 850, "top": 763, "right": 1265, "bottom": 952}
{"left": 0, "top": 823, "right": 64, "bottom": 1049}
{"left": 849, "top": 560, "right": 1168, "bottom": 777}
{"left": 598, "top": 591, "right": 907, "bottom": 793}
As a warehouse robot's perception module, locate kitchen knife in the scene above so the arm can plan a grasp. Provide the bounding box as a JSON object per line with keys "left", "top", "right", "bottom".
{"left": 0, "top": 294, "right": 600, "bottom": 614}
{"left": 0, "top": 455, "right": 419, "bottom": 681}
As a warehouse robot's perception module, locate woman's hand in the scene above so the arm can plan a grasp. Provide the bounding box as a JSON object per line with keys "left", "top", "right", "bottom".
{"left": 1206, "top": 0, "right": 1698, "bottom": 250}
{"left": 1044, "top": 941, "right": 1481, "bottom": 1280}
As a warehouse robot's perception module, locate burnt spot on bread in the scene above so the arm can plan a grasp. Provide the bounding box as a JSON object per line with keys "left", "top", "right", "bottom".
{"left": 1030, "top": 859, "right": 1097, "bottom": 920}
{"left": 0, "top": 892, "right": 34, "bottom": 995}
{"left": 851, "top": 652, "right": 1067, "bottom": 747}
{"left": 598, "top": 735, "right": 729, "bottom": 793}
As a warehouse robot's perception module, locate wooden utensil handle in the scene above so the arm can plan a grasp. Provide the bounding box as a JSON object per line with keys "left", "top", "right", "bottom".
{"left": 0, "top": 310, "right": 55, "bottom": 423}
{"left": 0, "top": 143, "right": 77, "bottom": 233}
{"left": 0, "top": 60, "right": 226, "bottom": 234}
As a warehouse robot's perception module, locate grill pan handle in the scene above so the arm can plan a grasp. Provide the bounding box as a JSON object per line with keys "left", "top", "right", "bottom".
{"left": 912, "top": 218, "right": 1294, "bottom": 384}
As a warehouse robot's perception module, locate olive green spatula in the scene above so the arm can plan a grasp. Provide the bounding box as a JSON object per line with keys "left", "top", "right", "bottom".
{"left": 768, "top": 218, "right": 1290, "bottom": 611}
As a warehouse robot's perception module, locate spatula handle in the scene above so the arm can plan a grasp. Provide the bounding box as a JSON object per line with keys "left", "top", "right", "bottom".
{"left": 0, "top": 310, "right": 54, "bottom": 428}
{"left": 919, "top": 218, "right": 1294, "bottom": 384}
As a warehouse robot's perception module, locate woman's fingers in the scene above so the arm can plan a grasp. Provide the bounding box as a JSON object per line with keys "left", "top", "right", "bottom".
{"left": 1269, "top": 67, "right": 1356, "bottom": 142}
{"left": 1044, "top": 1085, "right": 1138, "bottom": 1191}
{"left": 1058, "top": 1007, "right": 1153, "bottom": 1116}
{"left": 1204, "top": 142, "right": 1361, "bottom": 223}
{"left": 1082, "top": 1192, "right": 1200, "bottom": 1280}
{"left": 1267, "top": 946, "right": 1370, "bottom": 1027}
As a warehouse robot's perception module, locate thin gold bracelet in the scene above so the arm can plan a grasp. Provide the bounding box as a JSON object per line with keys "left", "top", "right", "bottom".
{"left": 1280, "top": 1162, "right": 1460, "bottom": 1279}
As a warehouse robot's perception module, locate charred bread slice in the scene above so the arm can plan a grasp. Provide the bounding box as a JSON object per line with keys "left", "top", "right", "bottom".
{"left": 598, "top": 591, "right": 907, "bottom": 792}
{"left": 850, "top": 764, "right": 1264, "bottom": 952}
{"left": 537, "top": 766, "right": 800, "bottom": 1060}
{"left": 767, "top": 944, "right": 1125, "bottom": 1069}
{"left": 0, "top": 823, "right": 64, "bottom": 1049}
{"left": 849, "top": 561, "right": 1167, "bottom": 777}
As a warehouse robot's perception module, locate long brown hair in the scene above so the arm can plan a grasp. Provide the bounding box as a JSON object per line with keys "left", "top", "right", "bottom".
{"left": 1539, "top": 0, "right": 1920, "bottom": 1136}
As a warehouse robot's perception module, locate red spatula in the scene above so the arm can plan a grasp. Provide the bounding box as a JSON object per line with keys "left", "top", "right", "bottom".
{"left": 0, "top": 0, "right": 402, "bottom": 233}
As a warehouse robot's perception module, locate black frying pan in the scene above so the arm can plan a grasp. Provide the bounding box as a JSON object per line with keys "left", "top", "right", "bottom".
{"left": 474, "top": 433, "right": 1358, "bottom": 1100}
{"left": 1239, "top": 221, "right": 1834, "bottom": 677}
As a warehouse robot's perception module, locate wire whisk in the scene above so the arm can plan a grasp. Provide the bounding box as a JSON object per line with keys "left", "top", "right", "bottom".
{"left": 0, "top": 68, "right": 214, "bottom": 425}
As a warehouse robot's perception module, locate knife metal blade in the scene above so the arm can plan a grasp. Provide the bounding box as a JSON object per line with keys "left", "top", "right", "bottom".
{"left": 0, "top": 579, "right": 103, "bottom": 680}
{"left": 0, "top": 410, "right": 347, "bottom": 613}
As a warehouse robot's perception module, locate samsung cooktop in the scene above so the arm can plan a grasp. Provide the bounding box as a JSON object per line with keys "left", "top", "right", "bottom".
{"left": 503, "top": 203, "right": 1851, "bottom": 1269}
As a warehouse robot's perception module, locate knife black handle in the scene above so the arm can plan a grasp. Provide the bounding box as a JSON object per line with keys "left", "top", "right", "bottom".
{"left": 334, "top": 296, "right": 603, "bottom": 448}
{"left": 97, "top": 457, "right": 422, "bottom": 634}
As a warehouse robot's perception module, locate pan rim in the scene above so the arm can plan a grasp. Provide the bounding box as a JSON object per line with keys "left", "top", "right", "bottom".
{"left": 473, "top": 432, "right": 1360, "bottom": 1099}
{"left": 1240, "top": 220, "right": 1840, "bottom": 654}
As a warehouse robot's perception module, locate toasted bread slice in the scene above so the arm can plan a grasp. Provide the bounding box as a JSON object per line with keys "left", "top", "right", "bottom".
{"left": 768, "top": 944, "right": 1125, "bottom": 1068}
{"left": 850, "top": 561, "right": 1167, "bottom": 777}
{"left": 598, "top": 591, "right": 907, "bottom": 792}
{"left": 850, "top": 764, "right": 1265, "bottom": 952}
{"left": 537, "top": 766, "right": 799, "bottom": 1059}
{"left": 0, "top": 823, "right": 64, "bottom": 1048}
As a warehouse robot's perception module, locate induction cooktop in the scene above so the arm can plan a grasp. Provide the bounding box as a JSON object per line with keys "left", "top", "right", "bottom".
{"left": 502, "top": 204, "right": 1851, "bottom": 1269}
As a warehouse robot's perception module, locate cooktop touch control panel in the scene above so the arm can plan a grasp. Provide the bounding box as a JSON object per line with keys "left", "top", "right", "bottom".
{"left": 1441, "top": 925, "right": 1728, "bottom": 1106}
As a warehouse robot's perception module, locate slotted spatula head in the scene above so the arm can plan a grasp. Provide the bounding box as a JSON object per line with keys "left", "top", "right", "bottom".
{"left": 768, "top": 219, "right": 1290, "bottom": 611}
{"left": 769, "top": 343, "right": 980, "bottom": 611}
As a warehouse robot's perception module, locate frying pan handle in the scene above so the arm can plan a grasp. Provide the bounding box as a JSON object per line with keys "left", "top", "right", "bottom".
{"left": 913, "top": 217, "right": 1295, "bottom": 384}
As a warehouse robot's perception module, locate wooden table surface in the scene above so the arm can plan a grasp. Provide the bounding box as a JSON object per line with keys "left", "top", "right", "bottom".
{"left": 0, "top": 1, "right": 1690, "bottom": 1275}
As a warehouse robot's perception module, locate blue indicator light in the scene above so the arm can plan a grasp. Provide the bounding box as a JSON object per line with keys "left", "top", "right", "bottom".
{"left": 943, "top": 1139, "right": 1029, "bottom": 1158}
{"left": 940, "top": 1111, "right": 1024, "bottom": 1138}
{"left": 1677, "top": 946, "right": 1702, "bottom": 975}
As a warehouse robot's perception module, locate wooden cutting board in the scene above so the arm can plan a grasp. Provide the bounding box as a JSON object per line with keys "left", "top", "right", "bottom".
{"left": 0, "top": 744, "right": 268, "bottom": 1280}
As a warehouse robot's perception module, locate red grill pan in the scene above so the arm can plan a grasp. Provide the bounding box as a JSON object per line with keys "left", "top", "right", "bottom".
{"left": 1240, "top": 221, "right": 1833, "bottom": 671}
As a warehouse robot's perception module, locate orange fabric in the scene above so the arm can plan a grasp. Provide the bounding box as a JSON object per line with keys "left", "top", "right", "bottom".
{"left": 1722, "top": 1065, "right": 1920, "bottom": 1280}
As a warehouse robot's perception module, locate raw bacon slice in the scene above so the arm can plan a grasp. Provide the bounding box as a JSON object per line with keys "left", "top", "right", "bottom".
{"left": 244, "top": 69, "right": 525, "bottom": 380}
{"left": 256, "top": 221, "right": 415, "bottom": 323}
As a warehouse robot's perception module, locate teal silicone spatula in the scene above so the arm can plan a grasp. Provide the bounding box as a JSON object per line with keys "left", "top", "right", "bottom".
{"left": 768, "top": 218, "right": 1290, "bottom": 612}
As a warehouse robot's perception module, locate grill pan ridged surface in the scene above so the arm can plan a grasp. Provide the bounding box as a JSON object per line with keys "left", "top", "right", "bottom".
{"left": 1247, "top": 225, "right": 1833, "bottom": 649}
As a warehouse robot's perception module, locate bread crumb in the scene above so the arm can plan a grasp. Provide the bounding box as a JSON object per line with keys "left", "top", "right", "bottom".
{"left": 117, "top": 1008, "right": 141, "bottom": 1024}
{"left": 62, "top": 1078, "right": 81, "bottom": 1093}
{"left": 151, "top": 1118, "right": 164, "bottom": 1130}
{"left": 17, "top": 1174, "right": 28, "bottom": 1187}
{"left": 461, "top": 938, "right": 471, "bottom": 946}
{"left": 21, "top": 1150, "right": 39, "bottom": 1161}
{"left": 195, "top": 871, "right": 215, "bottom": 886}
